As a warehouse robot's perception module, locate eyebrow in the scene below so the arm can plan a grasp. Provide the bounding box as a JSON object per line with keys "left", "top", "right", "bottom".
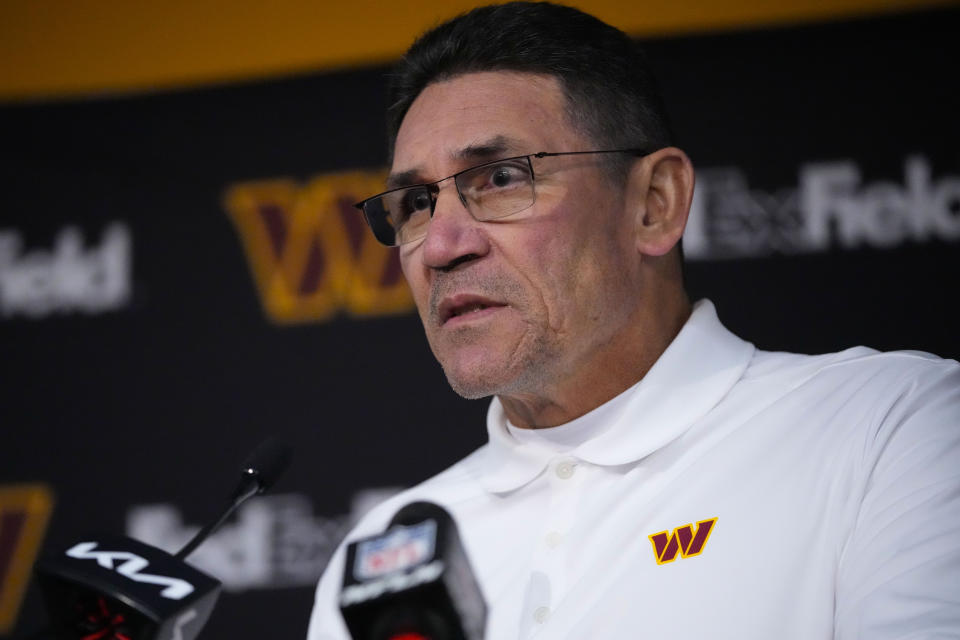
{"left": 385, "top": 135, "right": 524, "bottom": 189}
{"left": 455, "top": 135, "right": 517, "bottom": 162}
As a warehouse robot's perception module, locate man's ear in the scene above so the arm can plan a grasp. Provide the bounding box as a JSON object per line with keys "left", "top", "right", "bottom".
{"left": 627, "top": 147, "right": 695, "bottom": 256}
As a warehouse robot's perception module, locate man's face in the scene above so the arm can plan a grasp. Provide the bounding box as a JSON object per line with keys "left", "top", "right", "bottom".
{"left": 393, "top": 72, "right": 641, "bottom": 405}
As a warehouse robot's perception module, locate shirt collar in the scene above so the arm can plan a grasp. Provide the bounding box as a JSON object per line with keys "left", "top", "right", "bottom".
{"left": 466, "top": 299, "right": 755, "bottom": 494}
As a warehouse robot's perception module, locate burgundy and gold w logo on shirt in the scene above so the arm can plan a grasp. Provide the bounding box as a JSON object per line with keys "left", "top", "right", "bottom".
{"left": 648, "top": 517, "right": 717, "bottom": 565}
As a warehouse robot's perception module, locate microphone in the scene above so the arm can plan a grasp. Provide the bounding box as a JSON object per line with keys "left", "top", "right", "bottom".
{"left": 339, "top": 501, "right": 487, "bottom": 640}
{"left": 176, "top": 437, "right": 292, "bottom": 560}
{"left": 31, "top": 437, "right": 293, "bottom": 640}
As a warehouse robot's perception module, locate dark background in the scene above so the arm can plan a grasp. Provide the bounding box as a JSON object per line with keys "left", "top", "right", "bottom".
{"left": 1, "top": 7, "right": 957, "bottom": 638}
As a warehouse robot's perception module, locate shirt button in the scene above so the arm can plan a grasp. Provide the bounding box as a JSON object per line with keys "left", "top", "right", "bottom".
{"left": 533, "top": 606, "right": 551, "bottom": 624}
{"left": 555, "top": 460, "right": 576, "bottom": 479}
{"left": 544, "top": 531, "right": 563, "bottom": 548}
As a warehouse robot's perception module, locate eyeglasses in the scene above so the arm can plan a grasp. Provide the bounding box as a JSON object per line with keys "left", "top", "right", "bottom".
{"left": 353, "top": 148, "right": 649, "bottom": 246}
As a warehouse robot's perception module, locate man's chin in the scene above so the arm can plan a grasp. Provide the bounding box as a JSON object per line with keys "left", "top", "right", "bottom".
{"left": 439, "top": 354, "right": 544, "bottom": 400}
{"left": 439, "top": 352, "right": 524, "bottom": 399}
{"left": 431, "top": 332, "right": 545, "bottom": 400}
{"left": 441, "top": 365, "right": 502, "bottom": 400}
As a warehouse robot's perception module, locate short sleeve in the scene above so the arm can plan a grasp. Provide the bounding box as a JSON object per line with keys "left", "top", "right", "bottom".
{"left": 835, "top": 359, "right": 960, "bottom": 638}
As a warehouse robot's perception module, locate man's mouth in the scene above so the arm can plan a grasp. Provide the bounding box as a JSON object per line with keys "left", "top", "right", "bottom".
{"left": 451, "top": 303, "right": 488, "bottom": 317}
{"left": 438, "top": 295, "right": 505, "bottom": 325}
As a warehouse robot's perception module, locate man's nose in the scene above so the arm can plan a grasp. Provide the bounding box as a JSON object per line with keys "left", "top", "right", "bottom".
{"left": 420, "top": 185, "right": 490, "bottom": 270}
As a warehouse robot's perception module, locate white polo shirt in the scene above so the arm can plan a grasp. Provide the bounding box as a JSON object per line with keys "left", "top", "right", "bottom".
{"left": 308, "top": 300, "right": 960, "bottom": 639}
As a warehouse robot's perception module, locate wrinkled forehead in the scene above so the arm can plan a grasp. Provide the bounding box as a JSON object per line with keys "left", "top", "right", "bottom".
{"left": 390, "top": 71, "right": 585, "bottom": 182}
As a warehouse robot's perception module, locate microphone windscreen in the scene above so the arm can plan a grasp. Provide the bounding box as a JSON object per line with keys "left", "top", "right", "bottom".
{"left": 340, "top": 501, "right": 487, "bottom": 640}
{"left": 242, "top": 437, "right": 292, "bottom": 492}
{"left": 388, "top": 501, "right": 453, "bottom": 528}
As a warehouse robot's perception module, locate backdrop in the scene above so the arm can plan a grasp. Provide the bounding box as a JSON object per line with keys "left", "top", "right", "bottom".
{"left": 1, "top": 6, "right": 958, "bottom": 638}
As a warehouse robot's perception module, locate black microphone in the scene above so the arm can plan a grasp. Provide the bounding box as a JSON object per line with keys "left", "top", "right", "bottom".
{"left": 31, "top": 437, "right": 293, "bottom": 640}
{"left": 176, "top": 437, "right": 292, "bottom": 560}
{"left": 339, "top": 501, "right": 487, "bottom": 640}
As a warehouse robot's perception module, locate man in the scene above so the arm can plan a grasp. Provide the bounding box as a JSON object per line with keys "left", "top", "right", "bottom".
{"left": 308, "top": 3, "right": 960, "bottom": 638}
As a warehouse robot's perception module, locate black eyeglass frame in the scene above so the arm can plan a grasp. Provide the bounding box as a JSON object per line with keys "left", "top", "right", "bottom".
{"left": 354, "top": 148, "right": 651, "bottom": 246}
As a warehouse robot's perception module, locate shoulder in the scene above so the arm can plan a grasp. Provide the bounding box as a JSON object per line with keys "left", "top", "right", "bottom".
{"left": 729, "top": 346, "right": 959, "bottom": 466}
{"left": 749, "top": 343, "right": 956, "bottom": 375}
{"left": 743, "top": 345, "right": 958, "bottom": 401}
{"left": 827, "top": 352, "right": 960, "bottom": 634}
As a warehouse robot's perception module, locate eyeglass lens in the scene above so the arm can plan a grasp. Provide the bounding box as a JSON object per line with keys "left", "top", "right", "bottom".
{"left": 363, "top": 156, "right": 537, "bottom": 246}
